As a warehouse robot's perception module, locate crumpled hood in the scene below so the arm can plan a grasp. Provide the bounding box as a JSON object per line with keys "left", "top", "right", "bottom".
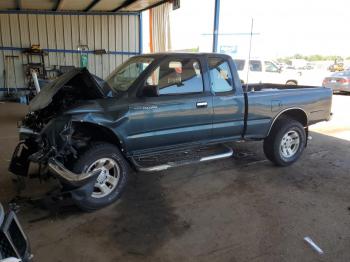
{"left": 29, "top": 68, "right": 107, "bottom": 112}
{"left": 64, "top": 96, "right": 130, "bottom": 121}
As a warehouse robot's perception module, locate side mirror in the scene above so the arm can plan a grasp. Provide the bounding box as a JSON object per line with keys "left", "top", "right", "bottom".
{"left": 142, "top": 85, "right": 159, "bottom": 97}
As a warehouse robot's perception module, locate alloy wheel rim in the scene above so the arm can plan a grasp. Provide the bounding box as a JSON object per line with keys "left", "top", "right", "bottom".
{"left": 280, "top": 130, "right": 300, "bottom": 159}
{"left": 86, "top": 158, "right": 120, "bottom": 198}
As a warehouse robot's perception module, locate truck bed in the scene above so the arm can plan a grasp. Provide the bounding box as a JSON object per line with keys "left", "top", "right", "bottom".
{"left": 242, "top": 83, "right": 333, "bottom": 139}
{"left": 243, "top": 83, "right": 322, "bottom": 92}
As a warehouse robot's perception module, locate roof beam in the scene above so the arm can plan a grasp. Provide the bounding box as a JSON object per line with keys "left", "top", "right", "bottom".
{"left": 111, "top": 0, "right": 136, "bottom": 12}
{"left": 138, "top": 0, "right": 169, "bottom": 12}
{"left": 84, "top": 0, "right": 101, "bottom": 12}
{"left": 113, "top": 0, "right": 169, "bottom": 12}
{"left": 15, "top": 0, "right": 21, "bottom": 10}
{"left": 52, "top": 0, "right": 62, "bottom": 11}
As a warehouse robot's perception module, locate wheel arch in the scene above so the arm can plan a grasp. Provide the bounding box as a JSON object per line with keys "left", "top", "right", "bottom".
{"left": 72, "top": 121, "right": 124, "bottom": 151}
{"left": 267, "top": 108, "right": 308, "bottom": 136}
{"left": 286, "top": 79, "right": 298, "bottom": 85}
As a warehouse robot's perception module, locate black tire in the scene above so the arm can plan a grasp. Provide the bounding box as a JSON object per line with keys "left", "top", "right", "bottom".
{"left": 263, "top": 118, "right": 306, "bottom": 166}
{"left": 71, "top": 142, "right": 129, "bottom": 211}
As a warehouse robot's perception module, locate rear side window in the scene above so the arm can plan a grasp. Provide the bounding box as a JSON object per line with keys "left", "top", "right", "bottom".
{"left": 233, "top": 59, "right": 245, "bottom": 71}
{"left": 208, "top": 57, "right": 234, "bottom": 93}
{"left": 147, "top": 58, "right": 204, "bottom": 95}
{"left": 249, "top": 60, "right": 262, "bottom": 72}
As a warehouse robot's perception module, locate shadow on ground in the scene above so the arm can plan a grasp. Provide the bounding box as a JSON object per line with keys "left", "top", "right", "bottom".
{"left": 1, "top": 102, "right": 350, "bottom": 262}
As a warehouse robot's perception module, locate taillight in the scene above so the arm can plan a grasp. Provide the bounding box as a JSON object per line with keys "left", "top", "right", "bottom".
{"left": 339, "top": 78, "right": 348, "bottom": 84}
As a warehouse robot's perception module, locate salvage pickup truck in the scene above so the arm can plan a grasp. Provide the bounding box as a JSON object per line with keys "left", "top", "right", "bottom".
{"left": 9, "top": 53, "right": 332, "bottom": 211}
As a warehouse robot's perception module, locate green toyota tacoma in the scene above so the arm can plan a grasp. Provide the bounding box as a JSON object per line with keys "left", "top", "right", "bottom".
{"left": 9, "top": 53, "right": 332, "bottom": 210}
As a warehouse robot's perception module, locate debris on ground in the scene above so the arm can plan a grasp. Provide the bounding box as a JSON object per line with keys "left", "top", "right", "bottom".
{"left": 304, "top": 236, "right": 324, "bottom": 255}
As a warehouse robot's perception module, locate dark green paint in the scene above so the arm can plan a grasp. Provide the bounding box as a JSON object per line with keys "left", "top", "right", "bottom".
{"left": 42, "top": 53, "right": 332, "bottom": 156}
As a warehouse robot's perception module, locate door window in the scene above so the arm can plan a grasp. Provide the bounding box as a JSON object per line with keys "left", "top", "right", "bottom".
{"left": 146, "top": 58, "right": 204, "bottom": 95}
{"left": 208, "top": 57, "right": 234, "bottom": 93}
{"left": 249, "top": 60, "right": 262, "bottom": 72}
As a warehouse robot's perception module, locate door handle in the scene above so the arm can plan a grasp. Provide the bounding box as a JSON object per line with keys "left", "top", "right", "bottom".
{"left": 196, "top": 101, "right": 208, "bottom": 108}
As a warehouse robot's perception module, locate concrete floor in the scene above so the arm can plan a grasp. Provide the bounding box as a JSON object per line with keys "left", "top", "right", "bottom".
{"left": 0, "top": 95, "right": 350, "bottom": 262}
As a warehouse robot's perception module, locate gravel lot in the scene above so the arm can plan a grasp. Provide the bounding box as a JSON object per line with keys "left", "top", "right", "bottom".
{"left": 0, "top": 94, "right": 349, "bottom": 262}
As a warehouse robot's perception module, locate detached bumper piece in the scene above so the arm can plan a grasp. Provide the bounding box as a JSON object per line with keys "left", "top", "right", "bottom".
{"left": 48, "top": 158, "right": 100, "bottom": 187}
{"left": 0, "top": 209, "right": 32, "bottom": 261}
{"left": 8, "top": 142, "right": 37, "bottom": 177}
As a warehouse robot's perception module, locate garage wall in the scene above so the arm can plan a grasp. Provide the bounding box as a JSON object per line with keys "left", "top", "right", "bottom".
{"left": 0, "top": 12, "right": 140, "bottom": 94}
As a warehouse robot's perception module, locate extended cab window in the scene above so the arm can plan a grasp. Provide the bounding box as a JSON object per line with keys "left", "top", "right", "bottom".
{"left": 249, "top": 60, "right": 262, "bottom": 72}
{"left": 146, "top": 58, "right": 203, "bottom": 95}
{"left": 208, "top": 57, "right": 234, "bottom": 93}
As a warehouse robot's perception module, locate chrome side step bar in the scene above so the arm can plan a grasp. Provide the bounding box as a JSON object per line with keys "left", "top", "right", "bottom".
{"left": 132, "top": 145, "right": 234, "bottom": 172}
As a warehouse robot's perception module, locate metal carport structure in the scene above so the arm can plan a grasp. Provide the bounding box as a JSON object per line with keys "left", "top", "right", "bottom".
{"left": 0, "top": 0, "right": 222, "bottom": 97}
{"left": 0, "top": 0, "right": 169, "bottom": 96}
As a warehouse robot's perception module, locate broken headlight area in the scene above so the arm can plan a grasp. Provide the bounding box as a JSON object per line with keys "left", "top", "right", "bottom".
{"left": 8, "top": 139, "right": 39, "bottom": 177}
{"left": 9, "top": 116, "right": 79, "bottom": 181}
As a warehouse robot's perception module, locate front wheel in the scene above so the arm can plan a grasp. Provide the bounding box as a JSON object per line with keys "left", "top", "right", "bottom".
{"left": 263, "top": 118, "right": 306, "bottom": 166}
{"left": 71, "top": 142, "right": 129, "bottom": 211}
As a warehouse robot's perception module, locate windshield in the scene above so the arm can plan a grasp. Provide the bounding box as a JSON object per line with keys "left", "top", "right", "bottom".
{"left": 106, "top": 57, "right": 154, "bottom": 92}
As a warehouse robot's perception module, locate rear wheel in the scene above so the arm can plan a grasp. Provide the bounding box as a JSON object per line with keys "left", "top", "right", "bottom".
{"left": 71, "top": 142, "right": 129, "bottom": 211}
{"left": 263, "top": 118, "right": 306, "bottom": 166}
{"left": 286, "top": 80, "right": 297, "bottom": 85}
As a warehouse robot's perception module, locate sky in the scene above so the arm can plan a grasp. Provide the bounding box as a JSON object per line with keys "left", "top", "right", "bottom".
{"left": 168, "top": 0, "right": 350, "bottom": 58}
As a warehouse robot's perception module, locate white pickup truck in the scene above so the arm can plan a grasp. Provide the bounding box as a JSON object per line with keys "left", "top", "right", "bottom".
{"left": 233, "top": 58, "right": 301, "bottom": 85}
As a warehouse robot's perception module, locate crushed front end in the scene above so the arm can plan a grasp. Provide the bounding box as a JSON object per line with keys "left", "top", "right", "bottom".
{"left": 9, "top": 111, "right": 72, "bottom": 180}
{"left": 8, "top": 69, "right": 107, "bottom": 190}
{"left": 9, "top": 110, "right": 102, "bottom": 190}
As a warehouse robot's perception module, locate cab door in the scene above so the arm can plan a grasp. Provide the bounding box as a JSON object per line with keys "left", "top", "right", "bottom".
{"left": 125, "top": 57, "right": 213, "bottom": 153}
{"left": 208, "top": 56, "right": 245, "bottom": 140}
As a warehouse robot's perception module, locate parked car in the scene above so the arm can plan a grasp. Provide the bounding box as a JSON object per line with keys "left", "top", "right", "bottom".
{"left": 323, "top": 71, "right": 350, "bottom": 93}
{"left": 0, "top": 203, "right": 32, "bottom": 262}
{"left": 328, "top": 63, "right": 344, "bottom": 72}
{"left": 9, "top": 53, "right": 332, "bottom": 211}
{"left": 233, "top": 58, "right": 301, "bottom": 85}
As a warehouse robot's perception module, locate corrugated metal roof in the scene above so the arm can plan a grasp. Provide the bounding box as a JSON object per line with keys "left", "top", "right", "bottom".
{"left": 21, "top": 0, "right": 57, "bottom": 10}
{"left": 57, "top": 0, "right": 95, "bottom": 11}
{"left": 90, "top": 0, "right": 125, "bottom": 11}
{"left": 0, "top": 0, "right": 168, "bottom": 12}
